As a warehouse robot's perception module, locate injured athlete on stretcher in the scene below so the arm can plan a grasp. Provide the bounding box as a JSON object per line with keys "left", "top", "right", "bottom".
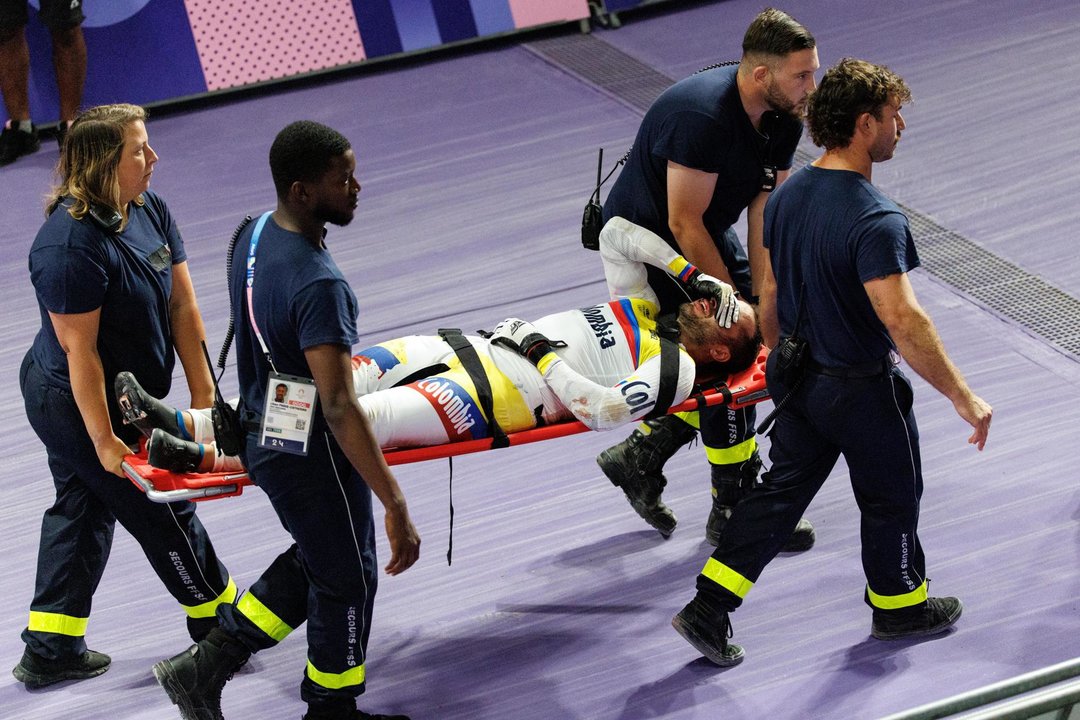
{"left": 116, "top": 217, "right": 760, "bottom": 523}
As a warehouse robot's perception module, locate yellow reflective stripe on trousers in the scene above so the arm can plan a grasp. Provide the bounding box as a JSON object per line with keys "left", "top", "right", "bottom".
{"left": 181, "top": 577, "right": 239, "bottom": 619}
{"left": 705, "top": 436, "right": 757, "bottom": 465}
{"left": 236, "top": 591, "right": 294, "bottom": 642}
{"left": 866, "top": 580, "right": 928, "bottom": 610}
{"left": 27, "top": 611, "right": 88, "bottom": 637}
{"left": 672, "top": 411, "right": 699, "bottom": 429}
{"left": 700, "top": 558, "right": 754, "bottom": 599}
{"left": 306, "top": 660, "right": 366, "bottom": 690}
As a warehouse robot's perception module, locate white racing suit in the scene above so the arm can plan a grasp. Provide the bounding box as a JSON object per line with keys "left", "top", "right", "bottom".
{"left": 182, "top": 217, "right": 702, "bottom": 469}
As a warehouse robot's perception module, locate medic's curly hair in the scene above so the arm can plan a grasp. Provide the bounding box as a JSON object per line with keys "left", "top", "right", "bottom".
{"left": 807, "top": 58, "right": 912, "bottom": 150}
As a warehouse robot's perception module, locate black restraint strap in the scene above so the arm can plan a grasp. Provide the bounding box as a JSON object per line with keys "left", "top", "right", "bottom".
{"left": 437, "top": 328, "right": 510, "bottom": 449}
{"left": 644, "top": 335, "right": 681, "bottom": 421}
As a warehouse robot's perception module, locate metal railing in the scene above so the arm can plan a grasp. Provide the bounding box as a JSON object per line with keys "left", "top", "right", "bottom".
{"left": 880, "top": 657, "right": 1080, "bottom": 720}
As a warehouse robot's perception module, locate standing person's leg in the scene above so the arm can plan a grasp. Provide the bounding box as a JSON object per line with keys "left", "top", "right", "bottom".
{"left": 700, "top": 403, "right": 816, "bottom": 549}
{"left": 0, "top": 2, "right": 39, "bottom": 164}
{"left": 672, "top": 367, "right": 839, "bottom": 666}
{"left": 15, "top": 353, "right": 113, "bottom": 687}
{"left": 20, "top": 355, "right": 237, "bottom": 652}
{"left": 100, "top": 481, "right": 237, "bottom": 641}
{"left": 699, "top": 404, "right": 758, "bottom": 541}
{"left": 840, "top": 369, "right": 961, "bottom": 639}
{"left": 154, "top": 434, "right": 401, "bottom": 720}
{"left": 39, "top": 0, "right": 85, "bottom": 131}
{"left": 290, "top": 436, "right": 381, "bottom": 717}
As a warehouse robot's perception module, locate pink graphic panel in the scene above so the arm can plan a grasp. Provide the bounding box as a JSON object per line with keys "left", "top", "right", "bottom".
{"left": 184, "top": 0, "right": 367, "bottom": 91}
{"left": 507, "top": 0, "right": 589, "bottom": 27}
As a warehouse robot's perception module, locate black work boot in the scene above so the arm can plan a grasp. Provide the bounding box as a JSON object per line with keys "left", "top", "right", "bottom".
{"left": 871, "top": 597, "right": 963, "bottom": 640}
{"left": 115, "top": 371, "right": 183, "bottom": 439}
{"left": 704, "top": 454, "right": 758, "bottom": 546}
{"left": 671, "top": 593, "right": 744, "bottom": 667}
{"left": 596, "top": 415, "right": 697, "bottom": 537}
{"left": 148, "top": 428, "right": 203, "bottom": 473}
{"left": 12, "top": 646, "right": 111, "bottom": 688}
{"left": 153, "top": 628, "right": 250, "bottom": 720}
{"left": 705, "top": 453, "right": 816, "bottom": 552}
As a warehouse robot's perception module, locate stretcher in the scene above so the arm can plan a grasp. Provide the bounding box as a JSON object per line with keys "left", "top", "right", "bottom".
{"left": 122, "top": 350, "right": 770, "bottom": 504}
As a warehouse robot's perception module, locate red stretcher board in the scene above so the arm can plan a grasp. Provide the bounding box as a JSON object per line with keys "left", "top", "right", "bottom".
{"left": 123, "top": 350, "right": 769, "bottom": 503}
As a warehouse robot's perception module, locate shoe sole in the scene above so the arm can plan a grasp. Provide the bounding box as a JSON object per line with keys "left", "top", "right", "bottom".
{"left": 671, "top": 614, "right": 744, "bottom": 667}
{"left": 12, "top": 662, "right": 109, "bottom": 689}
{"left": 871, "top": 601, "right": 963, "bottom": 641}
{"left": 596, "top": 453, "right": 677, "bottom": 538}
{"left": 153, "top": 660, "right": 217, "bottom": 720}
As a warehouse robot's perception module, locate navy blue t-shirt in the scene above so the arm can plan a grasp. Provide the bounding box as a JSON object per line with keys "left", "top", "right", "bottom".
{"left": 230, "top": 214, "right": 360, "bottom": 426}
{"left": 602, "top": 65, "right": 802, "bottom": 307}
{"left": 764, "top": 165, "right": 920, "bottom": 367}
{"left": 29, "top": 190, "right": 186, "bottom": 427}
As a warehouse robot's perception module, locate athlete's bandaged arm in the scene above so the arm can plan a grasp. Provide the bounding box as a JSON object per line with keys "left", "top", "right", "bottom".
{"left": 599, "top": 216, "right": 700, "bottom": 303}
{"left": 534, "top": 348, "right": 696, "bottom": 431}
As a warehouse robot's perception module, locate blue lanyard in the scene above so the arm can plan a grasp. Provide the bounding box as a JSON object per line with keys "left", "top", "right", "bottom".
{"left": 245, "top": 212, "right": 275, "bottom": 371}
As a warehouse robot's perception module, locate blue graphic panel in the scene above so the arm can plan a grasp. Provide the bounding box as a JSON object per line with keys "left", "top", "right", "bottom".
{"left": 432, "top": 0, "right": 478, "bottom": 43}
{"left": 17, "top": 1, "right": 205, "bottom": 126}
{"left": 351, "top": 0, "right": 403, "bottom": 58}
{"left": 389, "top": 0, "right": 442, "bottom": 53}
{"left": 468, "top": 0, "right": 514, "bottom": 36}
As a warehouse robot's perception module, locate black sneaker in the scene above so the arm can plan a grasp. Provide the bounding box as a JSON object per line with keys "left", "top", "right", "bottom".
{"left": 871, "top": 596, "right": 963, "bottom": 640}
{"left": 12, "top": 646, "right": 111, "bottom": 688}
{"left": 56, "top": 122, "right": 69, "bottom": 151}
{"left": 153, "top": 628, "right": 250, "bottom": 720}
{"left": 148, "top": 428, "right": 203, "bottom": 473}
{"left": 0, "top": 123, "right": 40, "bottom": 166}
{"left": 671, "top": 596, "right": 744, "bottom": 667}
{"left": 115, "top": 371, "right": 183, "bottom": 438}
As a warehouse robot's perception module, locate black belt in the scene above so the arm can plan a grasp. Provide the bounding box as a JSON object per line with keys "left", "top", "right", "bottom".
{"left": 806, "top": 357, "right": 893, "bottom": 379}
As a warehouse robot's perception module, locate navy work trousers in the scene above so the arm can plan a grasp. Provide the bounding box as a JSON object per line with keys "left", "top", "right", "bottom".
{"left": 700, "top": 351, "right": 926, "bottom": 609}
{"left": 19, "top": 352, "right": 231, "bottom": 658}
{"left": 218, "top": 430, "right": 378, "bottom": 704}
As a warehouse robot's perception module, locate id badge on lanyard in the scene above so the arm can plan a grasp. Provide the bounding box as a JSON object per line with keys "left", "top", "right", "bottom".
{"left": 258, "top": 372, "right": 318, "bottom": 455}
{"left": 246, "top": 212, "right": 319, "bottom": 456}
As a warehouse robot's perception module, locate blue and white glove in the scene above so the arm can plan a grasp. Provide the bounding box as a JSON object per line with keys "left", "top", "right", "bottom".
{"left": 686, "top": 270, "right": 740, "bottom": 328}
{"left": 490, "top": 317, "right": 566, "bottom": 366}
